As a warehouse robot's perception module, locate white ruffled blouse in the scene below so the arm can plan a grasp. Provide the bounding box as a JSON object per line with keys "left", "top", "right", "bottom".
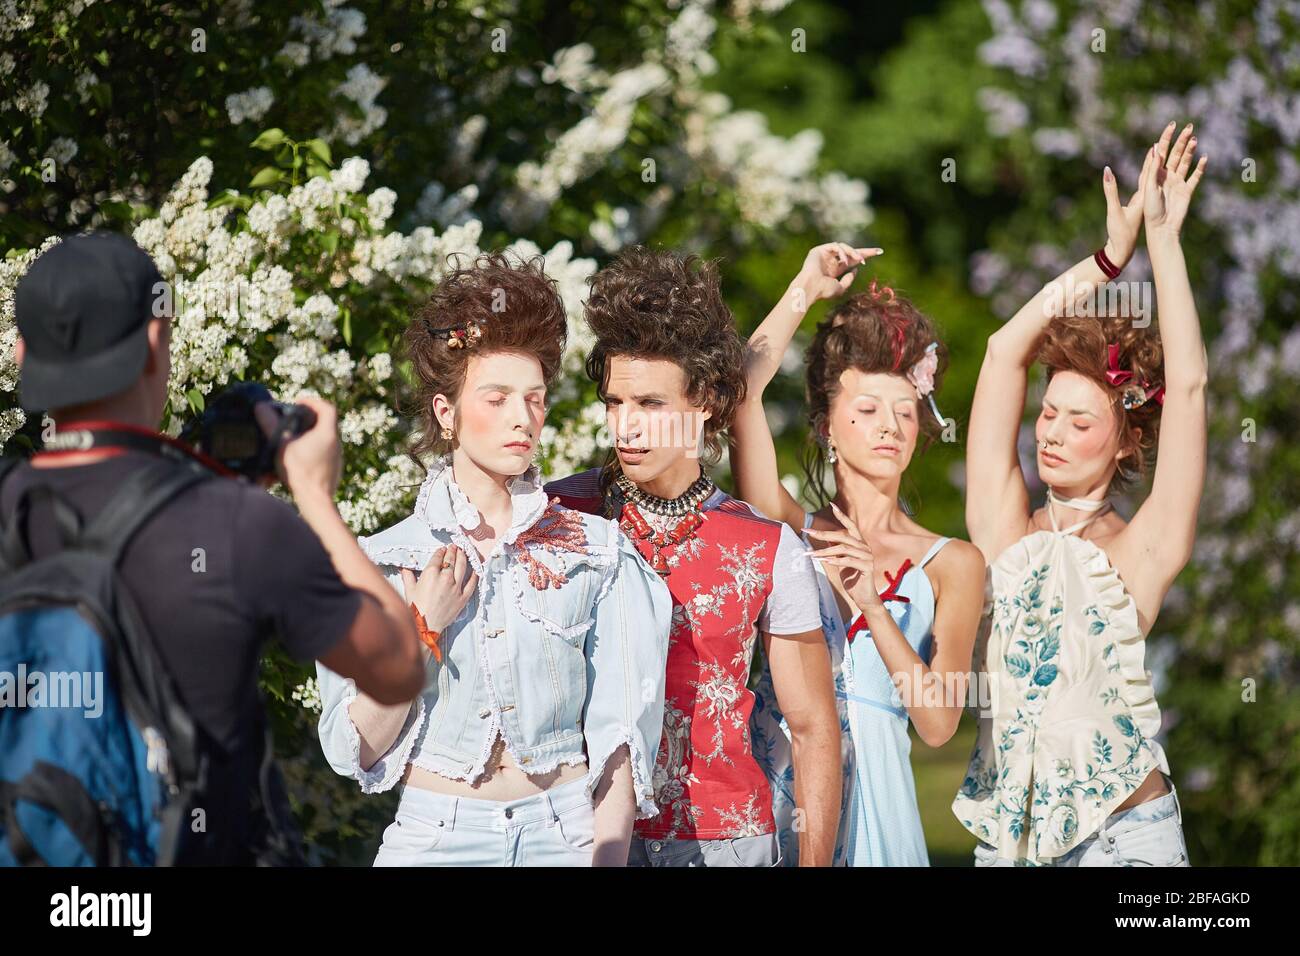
{"left": 952, "top": 502, "right": 1169, "bottom": 864}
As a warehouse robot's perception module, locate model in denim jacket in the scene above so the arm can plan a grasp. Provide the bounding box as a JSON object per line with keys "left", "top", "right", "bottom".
{"left": 316, "top": 254, "right": 672, "bottom": 866}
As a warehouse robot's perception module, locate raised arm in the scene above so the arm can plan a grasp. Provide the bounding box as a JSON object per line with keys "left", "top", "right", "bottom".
{"left": 1124, "top": 124, "right": 1209, "bottom": 612}
{"left": 731, "top": 243, "right": 880, "bottom": 529}
{"left": 967, "top": 137, "right": 1161, "bottom": 560}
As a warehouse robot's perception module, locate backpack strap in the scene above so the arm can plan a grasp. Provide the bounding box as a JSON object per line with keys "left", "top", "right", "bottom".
{"left": 0, "top": 763, "right": 125, "bottom": 866}
{"left": 79, "top": 459, "right": 215, "bottom": 791}
{"left": 80, "top": 457, "right": 213, "bottom": 564}
{"left": 0, "top": 478, "right": 86, "bottom": 573}
{"left": 248, "top": 712, "right": 307, "bottom": 866}
{"left": 76, "top": 459, "right": 216, "bottom": 809}
{"left": 154, "top": 767, "right": 208, "bottom": 867}
{"left": 0, "top": 455, "right": 212, "bottom": 571}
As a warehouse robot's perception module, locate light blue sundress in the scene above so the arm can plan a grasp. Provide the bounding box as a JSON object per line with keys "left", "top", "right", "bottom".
{"left": 752, "top": 514, "right": 950, "bottom": 866}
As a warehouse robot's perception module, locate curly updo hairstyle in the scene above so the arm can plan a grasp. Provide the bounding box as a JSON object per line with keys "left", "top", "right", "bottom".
{"left": 583, "top": 245, "right": 746, "bottom": 468}
{"left": 801, "top": 281, "right": 950, "bottom": 506}
{"left": 404, "top": 252, "right": 568, "bottom": 468}
{"left": 1035, "top": 312, "right": 1164, "bottom": 493}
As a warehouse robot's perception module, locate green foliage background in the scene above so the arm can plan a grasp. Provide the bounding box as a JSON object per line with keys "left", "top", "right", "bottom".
{"left": 3, "top": 0, "right": 1295, "bottom": 865}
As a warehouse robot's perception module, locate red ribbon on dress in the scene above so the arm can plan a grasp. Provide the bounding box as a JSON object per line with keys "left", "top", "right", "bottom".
{"left": 845, "top": 557, "right": 913, "bottom": 643}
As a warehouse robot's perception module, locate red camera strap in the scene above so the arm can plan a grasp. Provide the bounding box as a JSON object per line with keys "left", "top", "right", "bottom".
{"left": 32, "top": 419, "right": 236, "bottom": 478}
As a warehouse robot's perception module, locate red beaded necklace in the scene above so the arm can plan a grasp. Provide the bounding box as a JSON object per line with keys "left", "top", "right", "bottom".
{"left": 611, "top": 472, "right": 715, "bottom": 577}
{"left": 619, "top": 501, "right": 706, "bottom": 576}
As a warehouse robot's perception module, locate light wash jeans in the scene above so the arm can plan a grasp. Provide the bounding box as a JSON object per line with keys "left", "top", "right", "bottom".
{"left": 974, "top": 776, "right": 1190, "bottom": 867}
{"left": 373, "top": 776, "right": 594, "bottom": 866}
{"left": 627, "top": 832, "right": 782, "bottom": 867}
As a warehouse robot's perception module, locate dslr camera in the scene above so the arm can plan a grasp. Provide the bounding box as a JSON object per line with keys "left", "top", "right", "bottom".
{"left": 180, "top": 382, "right": 317, "bottom": 480}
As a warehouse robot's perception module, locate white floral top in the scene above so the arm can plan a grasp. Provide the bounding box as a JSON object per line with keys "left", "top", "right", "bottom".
{"left": 952, "top": 503, "right": 1169, "bottom": 864}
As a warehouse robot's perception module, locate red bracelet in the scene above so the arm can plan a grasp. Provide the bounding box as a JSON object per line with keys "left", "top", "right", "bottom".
{"left": 1094, "top": 246, "right": 1122, "bottom": 280}
{"left": 410, "top": 602, "right": 443, "bottom": 662}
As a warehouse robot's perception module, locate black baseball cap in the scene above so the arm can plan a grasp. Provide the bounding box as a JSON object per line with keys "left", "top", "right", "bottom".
{"left": 15, "top": 231, "right": 166, "bottom": 413}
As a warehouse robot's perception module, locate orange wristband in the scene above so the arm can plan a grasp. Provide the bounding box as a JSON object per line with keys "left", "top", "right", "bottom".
{"left": 409, "top": 602, "right": 442, "bottom": 663}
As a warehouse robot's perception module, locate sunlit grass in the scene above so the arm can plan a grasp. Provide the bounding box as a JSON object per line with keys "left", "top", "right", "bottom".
{"left": 913, "top": 713, "right": 979, "bottom": 867}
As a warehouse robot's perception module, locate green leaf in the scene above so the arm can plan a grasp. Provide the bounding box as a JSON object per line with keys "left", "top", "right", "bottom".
{"left": 321, "top": 230, "right": 340, "bottom": 255}
{"left": 250, "top": 127, "right": 287, "bottom": 150}
{"left": 207, "top": 189, "right": 243, "bottom": 209}
{"left": 248, "top": 166, "right": 281, "bottom": 188}
{"left": 341, "top": 307, "right": 352, "bottom": 346}
{"left": 98, "top": 200, "right": 133, "bottom": 221}
{"left": 303, "top": 138, "right": 332, "bottom": 166}
{"left": 186, "top": 388, "right": 205, "bottom": 413}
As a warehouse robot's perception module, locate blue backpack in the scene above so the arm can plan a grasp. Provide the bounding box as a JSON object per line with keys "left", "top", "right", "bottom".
{"left": 0, "top": 455, "right": 212, "bottom": 866}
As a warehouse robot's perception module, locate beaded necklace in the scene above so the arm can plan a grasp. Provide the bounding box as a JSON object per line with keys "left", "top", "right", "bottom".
{"left": 610, "top": 471, "right": 716, "bottom": 576}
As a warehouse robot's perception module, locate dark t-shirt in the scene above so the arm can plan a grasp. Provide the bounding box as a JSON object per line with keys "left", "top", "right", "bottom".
{"left": 0, "top": 449, "right": 363, "bottom": 864}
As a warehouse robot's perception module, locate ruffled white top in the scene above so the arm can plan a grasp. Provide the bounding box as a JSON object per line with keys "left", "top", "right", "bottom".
{"left": 952, "top": 493, "right": 1168, "bottom": 863}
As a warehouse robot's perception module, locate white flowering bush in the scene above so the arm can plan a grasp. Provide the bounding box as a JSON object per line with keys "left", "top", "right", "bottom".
{"left": 967, "top": 0, "right": 1300, "bottom": 865}
{"left": 0, "top": 0, "right": 871, "bottom": 862}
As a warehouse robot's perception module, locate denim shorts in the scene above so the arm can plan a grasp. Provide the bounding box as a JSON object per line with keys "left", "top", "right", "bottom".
{"left": 627, "top": 832, "right": 782, "bottom": 867}
{"left": 373, "top": 776, "right": 594, "bottom": 867}
{"left": 974, "top": 777, "right": 1190, "bottom": 867}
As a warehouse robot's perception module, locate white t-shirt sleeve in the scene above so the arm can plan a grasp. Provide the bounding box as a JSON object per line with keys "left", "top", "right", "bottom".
{"left": 757, "top": 521, "right": 824, "bottom": 636}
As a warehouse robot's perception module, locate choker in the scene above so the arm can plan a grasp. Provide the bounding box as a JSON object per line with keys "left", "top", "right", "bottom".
{"left": 1046, "top": 488, "right": 1111, "bottom": 511}
{"left": 614, "top": 471, "right": 716, "bottom": 518}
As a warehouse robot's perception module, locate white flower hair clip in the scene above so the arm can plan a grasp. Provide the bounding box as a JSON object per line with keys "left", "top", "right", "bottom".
{"left": 907, "top": 341, "right": 945, "bottom": 423}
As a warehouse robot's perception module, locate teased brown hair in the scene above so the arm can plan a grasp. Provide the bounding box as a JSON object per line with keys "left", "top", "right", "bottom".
{"left": 1035, "top": 312, "right": 1163, "bottom": 494}
{"left": 404, "top": 252, "right": 567, "bottom": 467}
{"left": 801, "top": 281, "right": 949, "bottom": 506}
{"left": 583, "top": 245, "right": 746, "bottom": 468}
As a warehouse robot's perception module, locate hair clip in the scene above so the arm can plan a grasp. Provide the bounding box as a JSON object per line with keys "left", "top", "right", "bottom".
{"left": 908, "top": 341, "right": 946, "bottom": 422}
{"left": 1121, "top": 382, "right": 1165, "bottom": 410}
{"left": 425, "top": 319, "right": 483, "bottom": 349}
{"left": 1106, "top": 343, "right": 1164, "bottom": 409}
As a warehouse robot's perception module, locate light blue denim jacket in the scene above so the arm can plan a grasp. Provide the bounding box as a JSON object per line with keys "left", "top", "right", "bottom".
{"left": 316, "top": 462, "right": 672, "bottom": 818}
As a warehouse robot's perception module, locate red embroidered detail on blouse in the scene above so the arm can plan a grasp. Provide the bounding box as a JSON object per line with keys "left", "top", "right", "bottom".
{"left": 511, "top": 500, "right": 590, "bottom": 590}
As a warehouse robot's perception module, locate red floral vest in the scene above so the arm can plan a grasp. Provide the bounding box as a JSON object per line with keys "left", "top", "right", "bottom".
{"left": 546, "top": 469, "right": 781, "bottom": 840}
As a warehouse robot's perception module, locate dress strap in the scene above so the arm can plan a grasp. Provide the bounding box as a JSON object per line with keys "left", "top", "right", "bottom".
{"left": 918, "top": 536, "right": 951, "bottom": 568}
{"left": 801, "top": 511, "right": 815, "bottom": 531}
{"left": 1046, "top": 488, "right": 1112, "bottom": 536}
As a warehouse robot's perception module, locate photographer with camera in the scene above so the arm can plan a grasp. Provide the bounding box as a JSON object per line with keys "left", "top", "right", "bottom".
{"left": 0, "top": 232, "right": 426, "bottom": 865}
